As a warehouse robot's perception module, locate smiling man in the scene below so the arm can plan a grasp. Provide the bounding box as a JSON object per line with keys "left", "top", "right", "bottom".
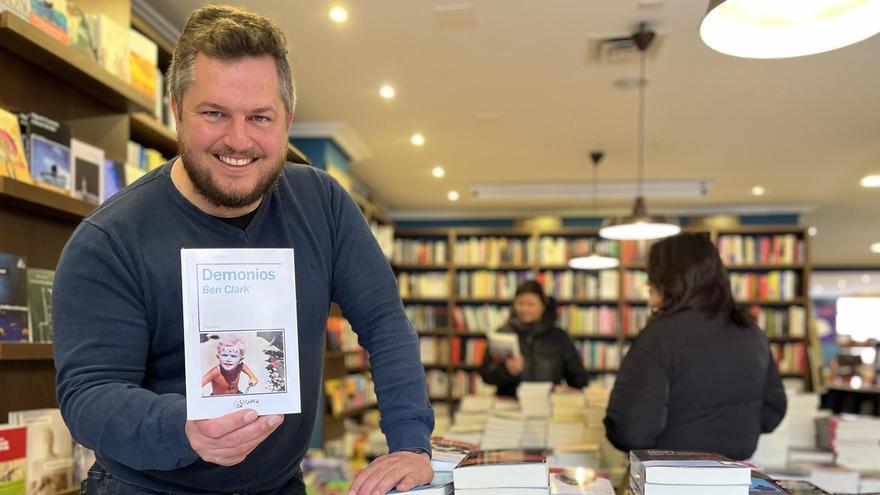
{"left": 53, "top": 5, "right": 433, "bottom": 495}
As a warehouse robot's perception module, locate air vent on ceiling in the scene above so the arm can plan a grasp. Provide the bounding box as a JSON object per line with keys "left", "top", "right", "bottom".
{"left": 432, "top": 3, "right": 478, "bottom": 30}
{"left": 585, "top": 31, "right": 664, "bottom": 64}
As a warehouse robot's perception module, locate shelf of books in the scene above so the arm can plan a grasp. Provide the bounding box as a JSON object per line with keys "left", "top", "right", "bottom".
{"left": 392, "top": 225, "right": 817, "bottom": 404}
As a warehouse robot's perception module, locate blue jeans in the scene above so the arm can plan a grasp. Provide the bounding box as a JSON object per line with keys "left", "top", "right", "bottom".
{"left": 81, "top": 464, "right": 306, "bottom": 495}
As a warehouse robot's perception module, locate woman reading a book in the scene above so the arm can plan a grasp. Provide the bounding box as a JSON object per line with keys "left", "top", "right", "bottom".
{"left": 604, "top": 233, "right": 787, "bottom": 460}
{"left": 479, "top": 280, "right": 589, "bottom": 397}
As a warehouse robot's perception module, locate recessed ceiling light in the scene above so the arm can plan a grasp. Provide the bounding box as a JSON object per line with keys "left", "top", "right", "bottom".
{"left": 379, "top": 84, "right": 395, "bottom": 100}
{"left": 860, "top": 175, "right": 880, "bottom": 188}
{"left": 411, "top": 133, "right": 425, "bottom": 146}
{"left": 807, "top": 226, "right": 817, "bottom": 237}
{"left": 447, "top": 190, "right": 460, "bottom": 201}
{"left": 872, "top": 242, "right": 880, "bottom": 254}
{"left": 751, "top": 185, "right": 765, "bottom": 196}
{"left": 431, "top": 166, "right": 445, "bottom": 178}
{"left": 329, "top": 6, "right": 348, "bottom": 23}
{"left": 862, "top": 274, "right": 871, "bottom": 284}
{"left": 838, "top": 279, "right": 847, "bottom": 289}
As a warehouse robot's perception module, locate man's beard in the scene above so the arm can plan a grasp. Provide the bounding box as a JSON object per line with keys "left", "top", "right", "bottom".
{"left": 180, "top": 142, "right": 284, "bottom": 210}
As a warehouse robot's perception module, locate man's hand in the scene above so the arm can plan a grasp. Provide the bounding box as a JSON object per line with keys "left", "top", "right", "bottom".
{"left": 185, "top": 409, "right": 284, "bottom": 466}
{"left": 504, "top": 354, "right": 524, "bottom": 376}
{"left": 348, "top": 450, "right": 432, "bottom": 495}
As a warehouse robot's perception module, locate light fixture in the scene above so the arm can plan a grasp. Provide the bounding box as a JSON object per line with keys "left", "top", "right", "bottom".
{"left": 752, "top": 185, "right": 766, "bottom": 196}
{"left": 410, "top": 133, "right": 425, "bottom": 146}
{"left": 808, "top": 226, "right": 818, "bottom": 236}
{"left": 379, "top": 84, "right": 396, "bottom": 100}
{"left": 432, "top": 166, "right": 446, "bottom": 178}
{"left": 871, "top": 242, "right": 880, "bottom": 254}
{"left": 861, "top": 274, "right": 871, "bottom": 284}
{"left": 569, "top": 151, "right": 620, "bottom": 270}
{"left": 329, "top": 6, "right": 348, "bottom": 23}
{"left": 860, "top": 175, "right": 880, "bottom": 188}
{"left": 700, "top": 0, "right": 880, "bottom": 59}
{"left": 447, "top": 190, "right": 460, "bottom": 201}
{"left": 599, "top": 23, "right": 680, "bottom": 241}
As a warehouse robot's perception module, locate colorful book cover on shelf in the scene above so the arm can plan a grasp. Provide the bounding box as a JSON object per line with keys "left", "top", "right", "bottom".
{"left": 0, "top": 0, "right": 30, "bottom": 21}
{"left": 7, "top": 408, "right": 74, "bottom": 495}
{"left": 89, "top": 13, "right": 130, "bottom": 83}
{"left": 124, "top": 163, "right": 146, "bottom": 185}
{"left": 102, "top": 158, "right": 125, "bottom": 201}
{"left": 19, "top": 112, "right": 70, "bottom": 193}
{"left": 0, "top": 424, "right": 28, "bottom": 495}
{"left": 28, "top": 0, "right": 69, "bottom": 45}
{"left": 0, "top": 252, "right": 29, "bottom": 342}
{"left": 26, "top": 268, "right": 54, "bottom": 343}
{"left": 129, "top": 28, "right": 158, "bottom": 98}
{"left": 69, "top": 138, "right": 103, "bottom": 205}
{"left": 65, "top": 0, "right": 95, "bottom": 61}
{"left": 181, "top": 248, "right": 301, "bottom": 419}
{"left": 0, "top": 108, "right": 32, "bottom": 183}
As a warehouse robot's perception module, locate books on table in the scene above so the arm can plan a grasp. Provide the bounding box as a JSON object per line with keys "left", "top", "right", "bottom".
{"left": 430, "top": 436, "right": 478, "bottom": 472}
{"left": 629, "top": 450, "right": 751, "bottom": 495}
{"left": 181, "top": 248, "right": 300, "bottom": 419}
{"left": 389, "top": 471, "right": 454, "bottom": 495}
{"left": 453, "top": 449, "right": 549, "bottom": 492}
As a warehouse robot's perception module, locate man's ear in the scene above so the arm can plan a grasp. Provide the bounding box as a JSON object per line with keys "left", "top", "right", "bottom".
{"left": 171, "top": 97, "right": 182, "bottom": 124}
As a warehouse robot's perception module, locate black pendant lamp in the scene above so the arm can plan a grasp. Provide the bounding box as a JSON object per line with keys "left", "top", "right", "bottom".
{"left": 569, "top": 151, "right": 619, "bottom": 270}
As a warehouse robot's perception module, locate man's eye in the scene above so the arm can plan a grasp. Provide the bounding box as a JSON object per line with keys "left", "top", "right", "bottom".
{"left": 251, "top": 115, "right": 270, "bottom": 122}
{"left": 203, "top": 111, "right": 223, "bottom": 118}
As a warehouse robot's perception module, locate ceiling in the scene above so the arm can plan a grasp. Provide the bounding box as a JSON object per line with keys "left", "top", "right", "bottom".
{"left": 145, "top": 0, "right": 880, "bottom": 264}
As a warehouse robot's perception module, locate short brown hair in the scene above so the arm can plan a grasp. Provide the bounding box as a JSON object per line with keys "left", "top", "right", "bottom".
{"left": 168, "top": 5, "right": 295, "bottom": 118}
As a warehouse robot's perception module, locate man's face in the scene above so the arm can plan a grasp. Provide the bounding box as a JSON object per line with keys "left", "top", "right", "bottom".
{"left": 218, "top": 346, "right": 243, "bottom": 371}
{"left": 175, "top": 54, "right": 290, "bottom": 212}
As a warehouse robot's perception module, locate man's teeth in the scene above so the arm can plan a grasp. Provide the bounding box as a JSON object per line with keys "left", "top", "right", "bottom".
{"left": 217, "top": 155, "right": 254, "bottom": 166}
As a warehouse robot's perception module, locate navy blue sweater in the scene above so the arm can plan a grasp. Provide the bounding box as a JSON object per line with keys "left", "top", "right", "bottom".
{"left": 53, "top": 162, "right": 433, "bottom": 493}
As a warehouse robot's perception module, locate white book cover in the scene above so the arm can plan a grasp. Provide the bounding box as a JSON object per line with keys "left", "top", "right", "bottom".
{"left": 488, "top": 331, "right": 521, "bottom": 358}
{"left": 181, "top": 248, "right": 300, "bottom": 420}
{"left": 69, "top": 138, "right": 104, "bottom": 205}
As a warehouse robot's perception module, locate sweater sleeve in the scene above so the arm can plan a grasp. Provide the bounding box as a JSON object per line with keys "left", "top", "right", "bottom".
{"left": 326, "top": 178, "right": 433, "bottom": 454}
{"left": 54, "top": 221, "right": 198, "bottom": 471}
{"left": 603, "top": 333, "right": 670, "bottom": 452}
{"left": 760, "top": 347, "right": 788, "bottom": 433}
{"left": 478, "top": 344, "right": 518, "bottom": 388}
{"left": 559, "top": 333, "right": 589, "bottom": 389}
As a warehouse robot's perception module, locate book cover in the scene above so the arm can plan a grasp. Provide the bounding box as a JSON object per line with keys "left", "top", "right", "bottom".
{"left": 0, "top": 424, "right": 27, "bottom": 495}
{"left": 454, "top": 449, "right": 549, "bottom": 490}
{"left": 129, "top": 29, "right": 158, "bottom": 98}
{"left": 0, "top": 0, "right": 30, "bottom": 21}
{"left": 19, "top": 112, "right": 70, "bottom": 193}
{"left": 0, "top": 252, "right": 29, "bottom": 342}
{"left": 69, "top": 138, "right": 103, "bottom": 204}
{"left": 102, "top": 158, "right": 125, "bottom": 201}
{"left": 7, "top": 408, "right": 74, "bottom": 495}
{"left": 630, "top": 450, "right": 751, "bottom": 486}
{"left": 28, "top": 0, "right": 68, "bottom": 45}
{"left": 487, "top": 330, "right": 520, "bottom": 359}
{"left": 181, "top": 248, "right": 301, "bottom": 419}
{"left": 430, "top": 436, "right": 478, "bottom": 471}
{"left": 65, "top": 0, "right": 95, "bottom": 61}
{"left": 25, "top": 268, "right": 54, "bottom": 343}
{"left": 124, "top": 163, "right": 145, "bottom": 185}
{"left": 0, "top": 108, "right": 31, "bottom": 183}
{"left": 389, "top": 471, "right": 453, "bottom": 495}
{"left": 89, "top": 13, "right": 129, "bottom": 83}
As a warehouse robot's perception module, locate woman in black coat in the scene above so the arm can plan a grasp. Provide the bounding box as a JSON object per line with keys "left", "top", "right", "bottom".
{"left": 604, "top": 233, "right": 788, "bottom": 460}
{"left": 479, "top": 280, "right": 589, "bottom": 397}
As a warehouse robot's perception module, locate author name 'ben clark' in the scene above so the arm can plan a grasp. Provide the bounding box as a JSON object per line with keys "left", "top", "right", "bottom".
{"left": 199, "top": 267, "right": 278, "bottom": 295}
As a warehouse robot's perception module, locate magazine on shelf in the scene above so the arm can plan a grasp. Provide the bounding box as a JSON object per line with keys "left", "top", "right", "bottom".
{"left": 0, "top": 107, "right": 31, "bottom": 182}
{"left": 181, "top": 248, "right": 300, "bottom": 419}
{"left": 19, "top": 112, "right": 70, "bottom": 193}
{"left": 69, "top": 138, "right": 104, "bottom": 205}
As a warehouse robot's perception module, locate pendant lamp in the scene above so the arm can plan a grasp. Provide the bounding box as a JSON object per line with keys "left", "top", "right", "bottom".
{"left": 599, "top": 24, "right": 680, "bottom": 242}
{"left": 569, "top": 151, "right": 620, "bottom": 270}
{"left": 700, "top": 0, "right": 880, "bottom": 59}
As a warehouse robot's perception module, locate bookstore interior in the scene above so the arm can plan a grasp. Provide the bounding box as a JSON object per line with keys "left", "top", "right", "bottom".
{"left": 1, "top": 1, "right": 880, "bottom": 494}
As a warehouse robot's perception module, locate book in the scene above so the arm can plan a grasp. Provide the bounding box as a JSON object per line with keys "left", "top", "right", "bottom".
{"left": 0, "top": 0, "right": 29, "bottom": 21}
{"left": 19, "top": 112, "right": 70, "bottom": 193}
{"left": 28, "top": 0, "right": 69, "bottom": 45}
{"left": 0, "top": 107, "right": 31, "bottom": 183}
{"left": 0, "top": 424, "right": 27, "bottom": 495}
{"left": 773, "top": 479, "right": 833, "bottom": 494}
{"left": 389, "top": 471, "right": 454, "bottom": 495}
{"left": 630, "top": 450, "right": 751, "bottom": 486}
{"left": 69, "top": 138, "right": 103, "bottom": 204}
{"left": 430, "top": 436, "right": 478, "bottom": 472}
{"left": 0, "top": 252, "right": 29, "bottom": 342}
{"left": 748, "top": 470, "right": 786, "bottom": 494}
{"left": 129, "top": 29, "right": 158, "bottom": 99}
{"left": 181, "top": 248, "right": 301, "bottom": 419}
{"left": 88, "top": 13, "right": 129, "bottom": 82}
{"left": 66, "top": 0, "right": 95, "bottom": 61}
{"left": 7, "top": 408, "right": 74, "bottom": 495}
{"left": 630, "top": 476, "right": 748, "bottom": 495}
{"left": 455, "top": 488, "right": 549, "bottom": 495}
{"left": 102, "top": 158, "right": 125, "bottom": 201}
{"left": 453, "top": 449, "right": 549, "bottom": 490}
{"left": 25, "top": 268, "right": 54, "bottom": 343}
{"left": 487, "top": 330, "right": 520, "bottom": 359}
{"left": 549, "top": 468, "right": 615, "bottom": 495}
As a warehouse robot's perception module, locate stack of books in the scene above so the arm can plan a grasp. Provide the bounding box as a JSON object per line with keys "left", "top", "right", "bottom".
{"left": 628, "top": 450, "right": 751, "bottom": 495}
{"left": 829, "top": 414, "right": 880, "bottom": 471}
{"left": 453, "top": 449, "right": 550, "bottom": 495}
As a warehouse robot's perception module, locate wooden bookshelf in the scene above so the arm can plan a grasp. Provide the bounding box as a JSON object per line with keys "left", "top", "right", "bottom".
{"left": 0, "top": 176, "right": 94, "bottom": 221}
{"left": 0, "top": 342, "right": 54, "bottom": 360}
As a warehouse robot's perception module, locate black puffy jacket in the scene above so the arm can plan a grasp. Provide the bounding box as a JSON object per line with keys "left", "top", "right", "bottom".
{"left": 604, "top": 309, "right": 787, "bottom": 460}
{"left": 479, "top": 318, "right": 589, "bottom": 398}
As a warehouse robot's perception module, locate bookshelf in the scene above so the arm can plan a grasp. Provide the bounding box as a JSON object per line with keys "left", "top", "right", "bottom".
{"left": 393, "top": 225, "right": 817, "bottom": 404}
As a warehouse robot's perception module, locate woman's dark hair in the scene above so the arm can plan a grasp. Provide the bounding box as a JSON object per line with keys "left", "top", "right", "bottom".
{"left": 514, "top": 279, "right": 558, "bottom": 324}
{"left": 647, "top": 233, "right": 754, "bottom": 327}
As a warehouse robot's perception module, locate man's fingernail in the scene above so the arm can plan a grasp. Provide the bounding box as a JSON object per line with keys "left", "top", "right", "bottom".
{"left": 244, "top": 410, "right": 257, "bottom": 423}
{"left": 268, "top": 415, "right": 283, "bottom": 427}
{"left": 347, "top": 490, "right": 356, "bottom": 495}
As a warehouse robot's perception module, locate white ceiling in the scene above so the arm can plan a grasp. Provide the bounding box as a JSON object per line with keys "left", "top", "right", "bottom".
{"left": 145, "top": 0, "right": 880, "bottom": 264}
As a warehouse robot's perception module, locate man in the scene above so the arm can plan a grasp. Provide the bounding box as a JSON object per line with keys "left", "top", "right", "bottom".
{"left": 53, "top": 5, "right": 433, "bottom": 494}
